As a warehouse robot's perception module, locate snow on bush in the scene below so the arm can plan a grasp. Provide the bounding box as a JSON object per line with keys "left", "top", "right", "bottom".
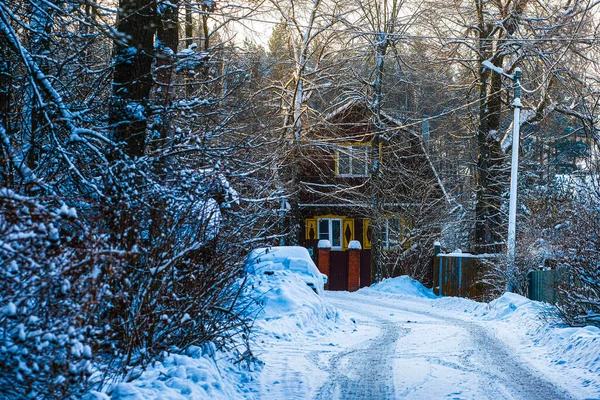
{"left": 519, "top": 177, "right": 600, "bottom": 327}
{"left": 0, "top": 160, "right": 259, "bottom": 397}
{"left": 0, "top": 190, "right": 110, "bottom": 398}
{"left": 104, "top": 263, "right": 349, "bottom": 399}
{"left": 106, "top": 346, "right": 256, "bottom": 400}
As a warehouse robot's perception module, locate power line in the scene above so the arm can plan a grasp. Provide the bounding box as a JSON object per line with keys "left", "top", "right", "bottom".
{"left": 203, "top": 10, "right": 600, "bottom": 44}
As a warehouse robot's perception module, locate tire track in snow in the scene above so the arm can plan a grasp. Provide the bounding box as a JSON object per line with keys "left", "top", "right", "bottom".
{"left": 325, "top": 292, "right": 573, "bottom": 400}
{"left": 313, "top": 307, "right": 408, "bottom": 399}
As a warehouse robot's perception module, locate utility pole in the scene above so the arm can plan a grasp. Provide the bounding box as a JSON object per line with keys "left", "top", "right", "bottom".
{"left": 507, "top": 68, "right": 522, "bottom": 263}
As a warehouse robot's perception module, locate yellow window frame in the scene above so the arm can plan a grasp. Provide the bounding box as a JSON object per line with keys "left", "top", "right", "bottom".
{"left": 307, "top": 215, "right": 354, "bottom": 250}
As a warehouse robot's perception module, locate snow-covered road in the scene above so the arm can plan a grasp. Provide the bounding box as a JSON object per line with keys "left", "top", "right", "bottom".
{"left": 321, "top": 292, "right": 571, "bottom": 400}
{"left": 114, "top": 275, "right": 600, "bottom": 400}
{"left": 253, "top": 286, "right": 594, "bottom": 400}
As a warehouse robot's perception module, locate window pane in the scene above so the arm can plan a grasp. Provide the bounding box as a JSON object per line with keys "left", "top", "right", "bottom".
{"left": 331, "top": 220, "right": 341, "bottom": 248}
{"left": 338, "top": 150, "right": 351, "bottom": 175}
{"left": 318, "top": 219, "right": 329, "bottom": 241}
{"left": 352, "top": 146, "right": 367, "bottom": 176}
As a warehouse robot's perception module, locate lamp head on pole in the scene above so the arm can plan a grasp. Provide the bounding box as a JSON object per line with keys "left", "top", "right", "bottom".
{"left": 512, "top": 67, "right": 522, "bottom": 108}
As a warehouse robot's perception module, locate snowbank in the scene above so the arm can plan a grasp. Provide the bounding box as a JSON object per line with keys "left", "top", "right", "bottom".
{"left": 367, "top": 276, "right": 600, "bottom": 396}
{"left": 247, "top": 270, "right": 345, "bottom": 340}
{"left": 244, "top": 246, "right": 326, "bottom": 295}
{"left": 359, "top": 275, "right": 437, "bottom": 299}
{"left": 106, "top": 347, "right": 255, "bottom": 400}
{"left": 245, "top": 269, "right": 355, "bottom": 399}
{"left": 480, "top": 293, "right": 600, "bottom": 382}
{"left": 101, "top": 267, "right": 347, "bottom": 399}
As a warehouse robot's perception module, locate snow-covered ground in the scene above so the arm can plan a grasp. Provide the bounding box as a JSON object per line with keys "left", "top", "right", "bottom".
{"left": 105, "top": 275, "right": 600, "bottom": 399}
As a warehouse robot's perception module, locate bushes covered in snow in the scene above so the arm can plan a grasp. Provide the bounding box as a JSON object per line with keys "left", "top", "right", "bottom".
{"left": 516, "top": 179, "right": 600, "bottom": 327}
{"left": 0, "top": 158, "right": 271, "bottom": 397}
{"left": 552, "top": 201, "right": 600, "bottom": 327}
{"left": 0, "top": 190, "right": 109, "bottom": 398}
{"left": 95, "top": 162, "right": 253, "bottom": 371}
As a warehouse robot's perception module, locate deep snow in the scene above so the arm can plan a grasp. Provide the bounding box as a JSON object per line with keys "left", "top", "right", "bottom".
{"left": 104, "top": 275, "right": 600, "bottom": 399}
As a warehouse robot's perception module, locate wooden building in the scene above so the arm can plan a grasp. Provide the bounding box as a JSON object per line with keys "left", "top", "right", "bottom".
{"left": 297, "top": 100, "right": 447, "bottom": 290}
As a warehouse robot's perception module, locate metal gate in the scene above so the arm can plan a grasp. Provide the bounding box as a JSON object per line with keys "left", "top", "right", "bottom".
{"left": 329, "top": 251, "right": 348, "bottom": 291}
{"left": 360, "top": 250, "right": 371, "bottom": 288}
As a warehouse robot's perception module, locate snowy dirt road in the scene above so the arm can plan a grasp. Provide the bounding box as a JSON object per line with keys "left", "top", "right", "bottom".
{"left": 254, "top": 290, "right": 577, "bottom": 400}
{"left": 322, "top": 292, "right": 573, "bottom": 400}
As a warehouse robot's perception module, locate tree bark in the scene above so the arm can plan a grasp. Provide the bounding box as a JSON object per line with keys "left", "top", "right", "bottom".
{"left": 0, "top": 37, "right": 12, "bottom": 185}
{"left": 473, "top": 0, "right": 523, "bottom": 254}
{"left": 474, "top": 22, "right": 505, "bottom": 254}
{"left": 110, "top": 0, "right": 156, "bottom": 158}
{"left": 153, "top": 0, "right": 179, "bottom": 142}
{"left": 370, "top": 37, "right": 386, "bottom": 283}
{"left": 25, "top": 0, "right": 55, "bottom": 170}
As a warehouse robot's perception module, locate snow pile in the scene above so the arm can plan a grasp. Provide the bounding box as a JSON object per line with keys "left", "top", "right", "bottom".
{"left": 434, "top": 292, "right": 600, "bottom": 378}
{"left": 433, "top": 295, "right": 487, "bottom": 316}
{"left": 105, "top": 256, "right": 348, "bottom": 399}
{"left": 246, "top": 270, "right": 344, "bottom": 340}
{"left": 486, "top": 292, "right": 542, "bottom": 319}
{"left": 244, "top": 266, "right": 355, "bottom": 399}
{"left": 368, "top": 278, "right": 600, "bottom": 395}
{"left": 245, "top": 246, "right": 326, "bottom": 295}
{"left": 245, "top": 246, "right": 318, "bottom": 275}
{"left": 360, "top": 275, "right": 437, "bottom": 299}
{"left": 106, "top": 346, "right": 255, "bottom": 400}
{"left": 482, "top": 293, "right": 600, "bottom": 378}
{"left": 544, "top": 325, "right": 600, "bottom": 371}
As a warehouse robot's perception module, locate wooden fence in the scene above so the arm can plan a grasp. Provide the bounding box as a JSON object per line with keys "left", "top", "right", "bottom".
{"left": 433, "top": 242, "right": 572, "bottom": 305}
{"left": 433, "top": 252, "right": 497, "bottom": 300}
{"left": 434, "top": 249, "right": 567, "bottom": 304}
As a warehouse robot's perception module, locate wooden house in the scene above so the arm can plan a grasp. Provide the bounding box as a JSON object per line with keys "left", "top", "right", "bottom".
{"left": 297, "top": 100, "right": 448, "bottom": 290}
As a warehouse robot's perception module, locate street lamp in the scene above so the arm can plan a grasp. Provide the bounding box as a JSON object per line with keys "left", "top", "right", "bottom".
{"left": 482, "top": 62, "right": 522, "bottom": 262}
{"left": 507, "top": 68, "right": 522, "bottom": 263}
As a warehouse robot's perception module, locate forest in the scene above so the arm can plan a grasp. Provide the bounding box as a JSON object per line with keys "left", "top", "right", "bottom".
{"left": 1, "top": 0, "right": 599, "bottom": 397}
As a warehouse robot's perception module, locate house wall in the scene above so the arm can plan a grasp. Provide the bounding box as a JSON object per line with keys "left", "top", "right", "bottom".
{"left": 297, "top": 101, "right": 445, "bottom": 287}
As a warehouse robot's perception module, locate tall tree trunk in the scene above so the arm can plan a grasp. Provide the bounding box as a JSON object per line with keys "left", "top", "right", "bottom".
{"left": 474, "top": 24, "right": 502, "bottom": 253}
{"left": 474, "top": 0, "right": 522, "bottom": 254}
{"left": 201, "top": 8, "right": 210, "bottom": 51}
{"left": 0, "top": 40, "right": 10, "bottom": 128}
{"left": 154, "top": 0, "right": 179, "bottom": 142}
{"left": 185, "top": 2, "right": 193, "bottom": 47}
{"left": 282, "top": 0, "right": 320, "bottom": 246}
{"left": 370, "top": 36, "right": 386, "bottom": 283}
{"left": 184, "top": 2, "right": 194, "bottom": 97}
{"left": 25, "top": 0, "right": 54, "bottom": 170}
{"left": 110, "top": 0, "right": 156, "bottom": 158}
{"left": 0, "top": 37, "right": 12, "bottom": 185}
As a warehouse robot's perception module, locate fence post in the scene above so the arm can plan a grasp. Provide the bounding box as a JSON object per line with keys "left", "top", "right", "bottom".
{"left": 434, "top": 241, "right": 442, "bottom": 296}
{"left": 347, "top": 240, "right": 361, "bottom": 292}
{"left": 439, "top": 256, "right": 444, "bottom": 296}
{"left": 457, "top": 256, "right": 462, "bottom": 297}
{"left": 434, "top": 241, "right": 441, "bottom": 256}
{"left": 318, "top": 240, "right": 331, "bottom": 290}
